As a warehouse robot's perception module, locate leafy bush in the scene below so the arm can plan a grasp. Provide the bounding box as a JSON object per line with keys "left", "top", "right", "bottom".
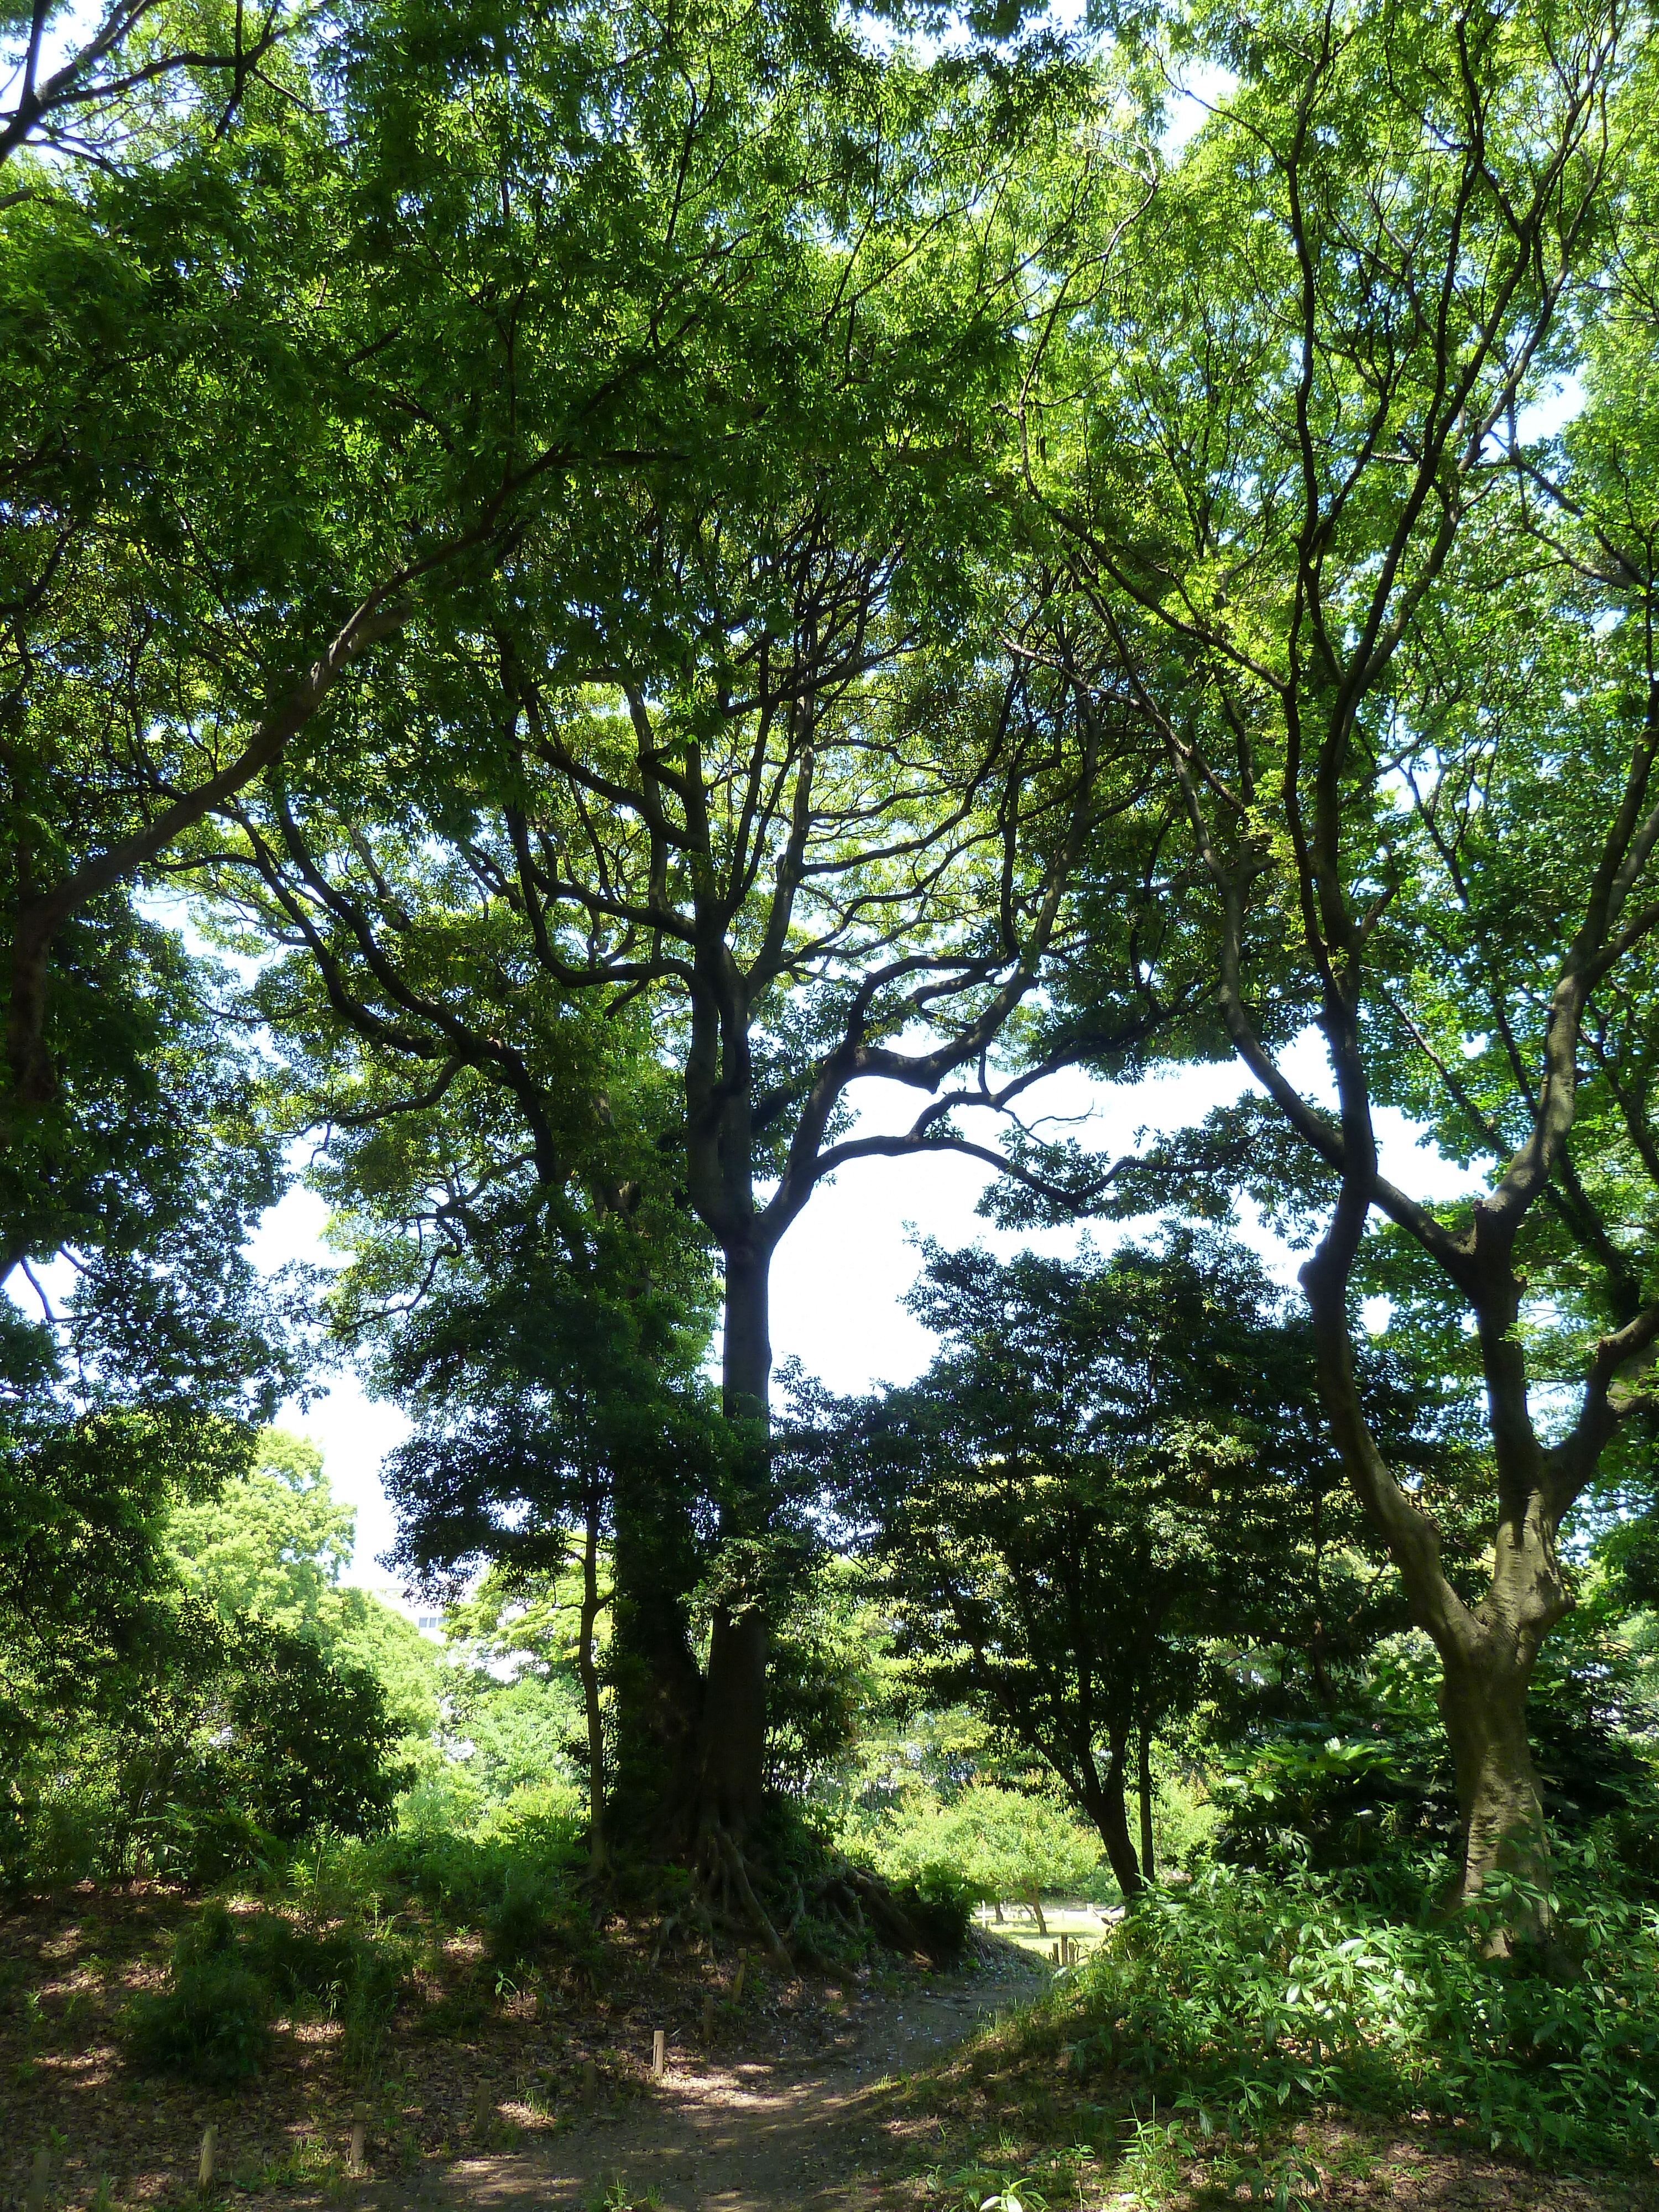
{"left": 896, "top": 1863, "right": 977, "bottom": 1956}
{"left": 121, "top": 1943, "right": 272, "bottom": 2084}
{"left": 864, "top": 1782, "right": 1102, "bottom": 1917}
{"left": 240, "top": 1910, "right": 363, "bottom": 2004}
{"left": 120, "top": 1899, "right": 411, "bottom": 2083}
{"left": 1068, "top": 1854, "right": 1659, "bottom": 2167}
{"left": 1208, "top": 1727, "right": 1451, "bottom": 1876}
{"left": 486, "top": 1869, "right": 559, "bottom": 1973}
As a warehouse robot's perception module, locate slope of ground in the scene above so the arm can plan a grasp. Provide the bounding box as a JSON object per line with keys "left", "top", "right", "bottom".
{"left": 6, "top": 1886, "right": 1657, "bottom": 2212}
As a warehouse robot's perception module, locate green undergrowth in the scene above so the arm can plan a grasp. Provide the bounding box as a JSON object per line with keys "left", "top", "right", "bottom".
{"left": 119, "top": 1787, "right": 597, "bottom": 2084}
{"left": 890, "top": 1850, "right": 1659, "bottom": 2210}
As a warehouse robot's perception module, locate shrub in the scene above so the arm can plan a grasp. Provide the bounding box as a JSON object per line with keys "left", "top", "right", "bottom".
{"left": 864, "top": 1782, "right": 1102, "bottom": 1919}
{"left": 896, "top": 1868, "right": 976, "bottom": 1958}
{"left": 486, "top": 1870, "right": 558, "bottom": 1973}
{"left": 1068, "top": 1853, "right": 1659, "bottom": 2167}
{"left": 121, "top": 1958, "right": 271, "bottom": 2083}
{"left": 240, "top": 1911, "right": 361, "bottom": 2004}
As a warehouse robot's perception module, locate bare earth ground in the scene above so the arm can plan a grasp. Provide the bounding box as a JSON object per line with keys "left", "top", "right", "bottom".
{"left": 4, "top": 1887, "right": 1657, "bottom": 2212}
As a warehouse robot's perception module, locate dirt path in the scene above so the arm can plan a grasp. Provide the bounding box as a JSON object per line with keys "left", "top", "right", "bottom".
{"left": 416, "top": 1957, "right": 1045, "bottom": 2212}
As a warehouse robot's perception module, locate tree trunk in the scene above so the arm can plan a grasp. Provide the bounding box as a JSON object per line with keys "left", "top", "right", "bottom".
{"left": 1081, "top": 1746, "right": 1144, "bottom": 1901}
{"left": 1026, "top": 1891, "right": 1048, "bottom": 1938}
{"left": 1304, "top": 1244, "right": 1566, "bottom": 1943}
{"left": 607, "top": 1449, "right": 706, "bottom": 1848}
{"left": 1137, "top": 1724, "right": 1155, "bottom": 1886}
{"left": 577, "top": 1482, "right": 607, "bottom": 1879}
{"left": 1439, "top": 1636, "right": 1551, "bottom": 1940}
{"left": 687, "top": 1239, "right": 773, "bottom": 1840}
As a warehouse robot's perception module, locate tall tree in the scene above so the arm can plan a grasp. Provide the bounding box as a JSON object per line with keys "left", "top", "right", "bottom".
{"left": 208, "top": 49, "right": 1178, "bottom": 1854}
{"left": 1030, "top": 0, "right": 1648, "bottom": 1922}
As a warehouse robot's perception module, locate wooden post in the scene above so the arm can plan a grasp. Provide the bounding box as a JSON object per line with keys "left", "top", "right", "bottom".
{"left": 731, "top": 1958, "right": 747, "bottom": 2002}
{"left": 651, "top": 2028, "right": 666, "bottom": 2077}
{"left": 349, "top": 2102, "right": 367, "bottom": 2175}
{"left": 1050, "top": 1941, "right": 1059, "bottom": 1964}
{"left": 701, "top": 1992, "right": 715, "bottom": 2042}
{"left": 25, "top": 2149, "right": 50, "bottom": 2212}
{"left": 197, "top": 2125, "right": 217, "bottom": 2195}
{"left": 581, "top": 2057, "right": 598, "bottom": 2103}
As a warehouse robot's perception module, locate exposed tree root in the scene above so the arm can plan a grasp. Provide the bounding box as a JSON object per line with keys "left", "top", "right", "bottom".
{"left": 644, "top": 1818, "right": 952, "bottom": 1979}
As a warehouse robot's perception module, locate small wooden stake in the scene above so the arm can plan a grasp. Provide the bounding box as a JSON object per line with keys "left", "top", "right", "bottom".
{"left": 349, "top": 2101, "right": 367, "bottom": 2175}
{"left": 701, "top": 1992, "right": 715, "bottom": 2042}
{"left": 25, "top": 2149, "right": 50, "bottom": 2212}
{"left": 1050, "top": 1941, "right": 1059, "bottom": 1964}
{"left": 731, "top": 1958, "right": 747, "bottom": 2002}
{"left": 197, "top": 2125, "right": 217, "bottom": 2194}
{"left": 651, "top": 2027, "right": 666, "bottom": 2077}
{"left": 581, "top": 2057, "right": 598, "bottom": 2103}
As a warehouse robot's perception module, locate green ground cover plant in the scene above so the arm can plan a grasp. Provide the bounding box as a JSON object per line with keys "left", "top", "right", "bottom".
{"left": 1065, "top": 1853, "right": 1659, "bottom": 2172}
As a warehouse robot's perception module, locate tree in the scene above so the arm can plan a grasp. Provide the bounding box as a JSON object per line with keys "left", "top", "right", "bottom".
{"left": 1030, "top": 0, "right": 1650, "bottom": 1924}
{"left": 372, "top": 1208, "right": 727, "bottom": 1869}
{"left": 3, "top": 0, "right": 892, "bottom": 1232}
{"left": 214, "top": 123, "right": 1182, "bottom": 1844}
{"left": 874, "top": 1781, "right": 1102, "bottom": 1932}
{"left": 1, "top": 0, "right": 288, "bottom": 175}
{"left": 0, "top": 1422, "right": 414, "bottom": 1887}
{"left": 167, "top": 1426, "right": 440, "bottom": 1748}
{"left": 805, "top": 1231, "right": 1374, "bottom": 1896}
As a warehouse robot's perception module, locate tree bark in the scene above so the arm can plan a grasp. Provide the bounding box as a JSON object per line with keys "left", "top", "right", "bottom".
{"left": 1081, "top": 1745, "right": 1144, "bottom": 1901}
{"left": 1439, "top": 1640, "right": 1550, "bottom": 1925}
{"left": 1304, "top": 1229, "right": 1568, "bottom": 1938}
{"left": 686, "top": 1238, "right": 773, "bottom": 1840}
{"left": 1026, "top": 1891, "right": 1048, "bottom": 1938}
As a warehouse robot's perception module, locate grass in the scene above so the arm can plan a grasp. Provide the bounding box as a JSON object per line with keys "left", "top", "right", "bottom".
{"left": 972, "top": 1902, "right": 1112, "bottom": 1964}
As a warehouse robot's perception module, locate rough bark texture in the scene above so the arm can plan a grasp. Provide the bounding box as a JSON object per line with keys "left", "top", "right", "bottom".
{"left": 1440, "top": 1646, "right": 1549, "bottom": 1907}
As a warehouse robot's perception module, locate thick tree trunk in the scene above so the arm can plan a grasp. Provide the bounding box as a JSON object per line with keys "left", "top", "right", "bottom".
{"left": 1026, "top": 1892, "right": 1048, "bottom": 1938}
{"left": 608, "top": 1460, "right": 706, "bottom": 1846}
{"left": 1305, "top": 1244, "right": 1565, "bottom": 1943}
{"left": 693, "top": 1606, "right": 768, "bottom": 1837}
{"left": 687, "top": 1239, "right": 773, "bottom": 1840}
{"left": 1439, "top": 1637, "right": 1551, "bottom": 1932}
